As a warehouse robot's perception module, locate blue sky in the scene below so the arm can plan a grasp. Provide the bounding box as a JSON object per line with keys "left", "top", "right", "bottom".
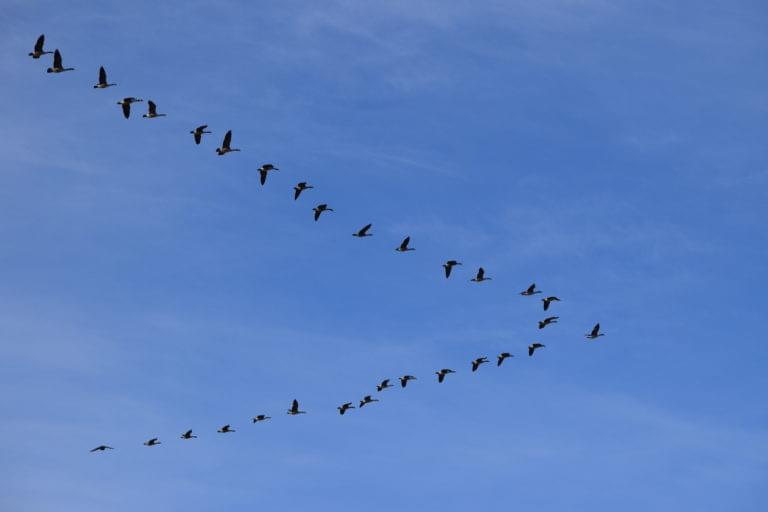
{"left": 1, "top": 0, "right": 767, "bottom": 510}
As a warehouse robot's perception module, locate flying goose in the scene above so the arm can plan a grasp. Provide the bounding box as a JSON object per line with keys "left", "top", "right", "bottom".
{"left": 470, "top": 267, "right": 491, "bottom": 282}
{"left": 586, "top": 323, "right": 605, "bottom": 339}
{"left": 89, "top": 445, "right": 114, "bottom": 452}
{"left": 190, "top": 125, "right": 211, "bottom": 144}
{"left": 521, "top": 283, "right": 542, "bottom": 296}
{"left": 353, "top": 223, "right": 373, "bottom": 238}
{"left": 376, "top": 378, "right": 393, "bottom": 392}
{"left": 29, "top": 34, "right": 52, "bottom": 59}
{"left": 396, "top": 236, "right": 414, "bottom": 252}
{"left": 93, "top": 66, "right": 116, "bottom": 88}
{"left": 399, "top": 375, "right": 417, "bottom": 388}
{"left": 359, "top": 395, "right": 379, "bottom": 408}
{"left": 143, "top": 437, "right": 161, "bottom": 447}
{"left": 217, "top": 424, "right": 235, "bottom": 433}
{"left": 528, "top": 343, "right": 545, "bottom": 356}
{"left": 117, "top": 97, "right": 143, "bottom": 119}
{"left": 216, "top": 130, "right": 240, "bottom": 155}
{"left": 252, "top": 414, "right": 272, "bottom": 423}
{"left": 294, "top": 182, "right": 313, "bottom": 200}
{"left": 542, "top": 296, "right": 561, "bottom": 311}
{"left": 258, "top": 163, "right": 279, "bottom": 186}
{"left": 142, "top": 100, "right": 166, "bottom": 118}
{"left": 337, "top": 402, "right": 355, "bottom": 415}
{"left": 313, "top": 204, "right": 333, "bottom": 221}
{"left": 497, "top": 352, "right": 513, "bottom": 366}
{"left": 46, "top": 49, "right": 74, "bottom": 73}
{"left": 180, "top": 430, "right": 197, "bottom": 439}
{"left": 436, "top": 368, "right": 456, "bottom": 383}
{"left": 471, "top": 357, "right": 489, "bottom": 372}
{"left": 538, "top": 316, "right": 559, "bottom": 329}
{"left": 443, "top": 260, "right": 462, "bottom": 278}
{"left": 287, "top": 399, "right": 306, "bottom": 415}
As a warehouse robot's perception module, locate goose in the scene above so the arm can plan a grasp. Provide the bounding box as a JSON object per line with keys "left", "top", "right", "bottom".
{"left": 399, "top": 375, "right": 417, "bottom": 388}
{"left": 93, "top": 66, "right": 116, "bottom": 88}
{"left": 542, "top": 296, "right": 560, "bottom": 311}
{"left": 528, "top": 343, "right": 545, "bottom": 356}
{"left": 89, "top": 445, "right": 114, "bottom": 452}
{"left": 470, "top": 267, "right": 491, "bottom": 282}
{"left": 586, "top": 323, "right": 605, "bottom": 340}
{"left": 180, "top": 430, "right": 197, "bottom": 439}
{"left": 471, "top": 357, "right": 489, "bottom": 372}
{"left": 217, "top": 424, "right": 235, "bottom": 433}
{"left": 538, "top": 316, "right": 559, "bottom": 329}
{"left": 142, "top": 100, "right": 166, "bottom": 118}
{"left": 443, "top": 260, "right": 462, "bottom": 278}
{"left": 252, "top": 414, "right": 271, "bottom": 423}
{"left": 216, "top": 130, "right": 240, "bottom": 155}
{"left": 258, "top": 163, "right": 279, "bottom": 186}
{"left": 359, "top": 395, "right": 379, "bottom": 408}
{"left": 337, "top": 402, "right": 355, "bottom": 415}
{"left": 353, "top": 223, "right": 373, "bottom": 238}
{"left": 376, "top": 378, "right": 393, "bottom": 392}
{"left": 294, "top": 182, "right": 313, "bottom": 200}
{"left": 116, "top": 97, "right": 143, "bottom": 119}
{"left": 436, "top": 368, "right": 456, "bottom": 383}
{"left": 521, "top": 283, "right": 542, "bottom": 296}
{"left": 46, "top": 49, "right": 74, "bottom": 73}
{"left": 143, "top": 437, "right": 161, "bottom": 447}
{"left": 313, "top": 204, "right": 333, "bottom": 221}
{"left": 287, "top": 399, "right": 306, "bottom": 415}
{"left": 29, "top": 34, "right": 52, "bottom": 59}
{"left": 190, "top": 125, "right": 211, "bottom": 144}
{"left": 395, "top": 236, "right": 414, "bottom": 252}
{"left": 497, "top": 352, "right": 513, "bottom": 366}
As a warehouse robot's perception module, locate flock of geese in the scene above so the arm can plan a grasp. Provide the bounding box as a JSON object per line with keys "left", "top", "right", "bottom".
{"left": 27, "top": 34, "right": 608, "bottom": 454}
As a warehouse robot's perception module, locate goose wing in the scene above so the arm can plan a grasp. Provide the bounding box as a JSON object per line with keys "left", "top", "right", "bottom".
{"left": 476, "top": 267, "right": 485, "bottom": 280}
{"left": 35, "top": 34, "right": 45, "bottom": 53}
{"left": 222, "top": 130, "right": 232, "bottom": 149}
{"left": 147, "top": 100, "right": 157, "bottom": 116}
{"left": 291, "top": 399, "right": 299, "bottom": 413}
{"left": 259, "top": 169, "right": 267, "bottom": 185}
{"left": 591, "top": 323, "right": 600, "bottom": 337}
{"left": 98, "top": 66, "right": 107, "bottom": 85}
{"left": 400, "top": 236, "right": 410, "bottom": 250}
{"left": 53, "top": 49, "right": 62, "bottom": 68}
{"left": 121, "top": 102, "right": 130, "bottom": 119}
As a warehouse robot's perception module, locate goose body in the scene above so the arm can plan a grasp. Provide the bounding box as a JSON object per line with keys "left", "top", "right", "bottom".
{"left": 190, "top": 125, "right": 211, "bottom": 144}
{"left": 313, "top": 204, "right": 333, "bottom": 221}
{"left": 294, "top": 182, "right": 313, "bottom": 200}
{"left": 143, "top": 437, "right": 160, "bottom": 447}
{"left": 528, "top": 343, "right": 545, "bottom": 356}
{"left": 396, "top": 236, "right": 414, "bottom": 252}
{"left": 542, "top": 296, "right": 561, "bottom": 311}
{"left": 180, "top": 430, "right": 197, "bottom": 439}
{"left": 497, "top": 352, "right": 513, "bottom": 366}
{"left": 216, "top": 130, "right": 240, "bottom": 155}
{"left": 471, "top": 357, "right": 489, "bottom": 372}
{"left": 252, "top": 414, "right": 272, "bottom": 423}
{"left": 376, "top": 378, "right": 392, "bottom": 391}
{"left": 142, "top": 100, "right": 166, "bottom": 118}
{"left": 217, "top": 424, "right": 235, "bottom": 433}
{"left": 353, "top": 223, "right": 373, "bottom": 237}
{"left": 443, "top": 260, "right": 462, "bottom": 278}
{"left": 586, "top": 323, "right": 605, "bottom": 339}
{"left": 399, "top": 375, "right": 417, "bottom": 388}
{"left": 338, "top": 402, "right": 355, "bottom": 415}
{"left": 46, "top": 49, "right": 74, "bottom": 73}
{"left": 359, "top": 395, "right": 379, "bottom": 408}
{"left": 521, "top": 283, "right": 542, "bottom": 296}
{"left": 436, "top": 368, "right": 456, "bottom": 383}
{"left": 89, "top": 445, "right": 114, "bottom": 452}
{"left": 117, "top": 97, "right": 143, "bottom": 119}
{"left": 93, "top": 66, "right": 116, "bottom": 88}
{"left": 288, "top": 399, "right": 306, "bottom": 415}
{"left": 538, "top": 316, "right": 559, "bottom": 329}
{"left": 29, "top": 34, "right": 53, "bottom": 59}
{"left": 257, "top": 163, "right": 279, "bottom": 185}
{"left": 470, "top": 267, "right": 491, "bottom": 282}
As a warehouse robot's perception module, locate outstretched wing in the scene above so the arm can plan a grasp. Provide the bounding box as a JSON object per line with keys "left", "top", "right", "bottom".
{"left": 98, "top": 66, "right": 107, "bottom": 85}
{"left": 147, "top": 100, "right": 157, "bottom": 115}
{"left": 35, "top": 34, "right": 45, "bottom": 53}
{"left": 400, "top": 236, "right": 410, "bottom": 250}
{"left": 53, "top": 49, "right": 62, "bottom": 68}
{"left": 222, "top": 130, "right": 232, "bottom": 149}
{"left": 122, "top": 102, "right": 130, "bottom": 119}
{"left": 260, "top": 169, "right": 267, "bottom": 185}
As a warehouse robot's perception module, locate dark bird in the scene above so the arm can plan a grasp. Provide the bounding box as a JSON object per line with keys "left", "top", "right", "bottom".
{"left": 399, "top": 375, "right": 417, "bottom": 388}
{"left": 538, "top": 316, "right": 559, "bottom": 329}
{"left": 190, "top": 125, "right": 211, "bottom": 144}
{"left": 252, "top": 414, "right": 271, "bottom": 423}
{"left": 586, "top": 323, "right": 605, "bottom": 340}
{"left": 93, "top": 66, "right": 116, "bottom": 88}
{"left": 117, "top": 97, "right": 142, "bottom": 119}
{"left": 396, "top": 236, "right": 414, "bottom": 252}
{"left": 542, "top": 296, "right": 560, "bottom": 311}
{"left": 143, "top": 437, "right": 161, "bottom": 447}
{"left": 217, "top": 424, "right": 235, "bottom": 433}
{"left": 29, "top": 34, "right": 52, "bottom": 59}
{"left": 313, "top": 204, "right": 333, "bottom": 221}
{"left": 353, "top": 223, "right": 373, "bottom": 238}
{"left": 89, "top": 445, "right": 114, "bottom": 452}
{"left": 216, "top": 130, "right": 240, "bottom": 155}
{"left": 359, "top": 395, "right": 379, "bottom": 408}
{"left": 47, "top": 49, "right": 74, "bottom": 73}
{"left": 287, "top": 399, "right": 306, "bottom": 415}
{"left": 443, "top": 260, "right": 462, "bottom": 278}
{"left": 521, "top": 283, "right": 542, "bottom": 296}
{"left": 294, "top": 182, "right": 313, "bottom": 200}
{"left": 258, "top": 163, "right": 279, "bottom": 186}
{"left": 497, "top": 352, "right": 513, "bottom": 366}
{"left": 470, "top": 267, "right": 491, "bottom": 282}
{"left": 471, "top": 357, "right": 489, "bottom": 372}
{"left": 142, "top": 100, "right": 166, "bottom": 118}
{"left": 337, "top": 402, "right": 355, "bottom": 415}
{"left": 376, "top": 379, "right": 392, "bottom": 392}
{"left": 180, "top": 430, "right": 197, "bottom": 439}
{"left": 436, "top": 368, "right": 456, "bottom": 383}
{"left": 528, "top": 343, "right": 545, "bottom": 356}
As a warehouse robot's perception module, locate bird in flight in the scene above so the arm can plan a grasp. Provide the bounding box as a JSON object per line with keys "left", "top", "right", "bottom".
{"left": 313, "top": 204, "right": 333, "bottom": 221}
{"left": 180, "top": 430, "right": 197, "bottom": 439}
{"left": 89, "top": 445, "right": 114, "bottom": 452}
{"left": 143, "top": 100, "right": 166, "bottom": 118}
{"left": 117, "top": 97, "right": 142, "bottom": 119}
{"left": 353, "top": 223, "right": 373, "bottom": 238}
{"left": 470, "top": 267, "right": 491, "bottom": 282}
{"left": 528, "top": 343, "right": 545, "bottom": 356}
{"left": 217, "top": 425, "right": 235, "bottom": 433}
{"left": 542, "top": 296, "right": 560, "bottom": 311}
{"left": 471, "top": 357, "right": 489, "bottom": 372}
{"left": 287, "top": 399, "right": 306, "bottom": 415}
{"left": 436, "top": 368, "right": 456, "bottom": 383}
{"left": 497, "top": 352, "right": 513, "bottom": 366}
{"left": 252, "top": 414, "right": 271, "bottom": 423}
{"left": 190, "top": 125, "right": 211, "bottom": 144}
{"left": 93, "top": 66, "right": 116, "bottom": 89}
{"left": 359, "top": 395, "right": 379, "bottom": 408}
{"left": 376, "top": 378, "right": 392, "bottom": 391}
{"left": 399, "top": 375, "right": 417, "bottom": 388}
{"left": 47, "top": 49, "right": 74, "bottom": 73}
{"left": 586, "top": 323, "right": 605, "bottom": 339}
{"left": 258, "top": 163, "right": 279, "bottom": 186}
{"left": 443, "top": 260, "right": 461, "bottom": 278}
{"left": 293, "top": 182, "right": 313, "bottom": 200}
{"left": 396, "top": 236, "right": 414, "bottom": 252}
{"left": 538, "top": 316, "right": 559, "bottom": 329}
{"left": 337, "top": 402, "right": 355, "bottom": 415}
{"left": 520, "top": 283, "right": 542, "bottom": 296}
{"left": 143, "top": 438, "right": 161, "bottom": 447}
{"left": 216, "top": 130, "right": 240, "bottom": 155}
{"left": 29, "top": 34, "right": 52, "bottom": 59}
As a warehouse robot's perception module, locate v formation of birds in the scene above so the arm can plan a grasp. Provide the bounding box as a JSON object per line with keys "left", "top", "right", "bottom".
{"left": 29, "top": 34, "right": 608, "bottom": 454}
